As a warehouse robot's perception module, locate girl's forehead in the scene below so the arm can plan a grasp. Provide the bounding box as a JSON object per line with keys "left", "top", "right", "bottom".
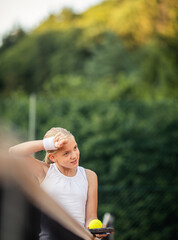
{"left": 63, "top": 136, "right": 77, "bottom": 148}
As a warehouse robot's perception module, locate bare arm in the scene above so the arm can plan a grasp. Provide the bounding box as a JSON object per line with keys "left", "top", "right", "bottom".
{"left": 9, "top": 140, "right": 44, "bottom": 156}
{"left": 8, "top": 134, "right": 68, "bottom": 183}
{"left": 85, "top": 169, "right": 108, "bottom": 239}
{"left": 85, "top": 169, "right": 98, "bottom": 228}
{"left": 9, "top": 140, "right": 48, "bottom": 183}
{"left": 9, "top": 132, "right": 67, "bottom": 156}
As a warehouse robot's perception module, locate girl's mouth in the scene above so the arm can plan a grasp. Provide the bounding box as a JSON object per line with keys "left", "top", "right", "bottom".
{"left": 71, "top": 159, "right": 78, "bottom": 165}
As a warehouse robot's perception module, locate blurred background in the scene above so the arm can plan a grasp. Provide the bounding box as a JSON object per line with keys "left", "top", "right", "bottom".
{"left": 0, "top": 0, "right": 178, "bottom": 239}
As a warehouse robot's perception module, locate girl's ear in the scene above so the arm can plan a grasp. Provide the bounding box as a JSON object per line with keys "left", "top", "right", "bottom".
{"left": 48, "top": 153, "right": 56, "bottom": 162}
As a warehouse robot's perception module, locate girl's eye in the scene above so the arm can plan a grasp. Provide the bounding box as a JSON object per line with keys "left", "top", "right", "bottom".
{"left": 64, "top": 152, "right": 69, "bottom": 156}
{"left": 74, "top": 146, "right": 78, "bottom": 150}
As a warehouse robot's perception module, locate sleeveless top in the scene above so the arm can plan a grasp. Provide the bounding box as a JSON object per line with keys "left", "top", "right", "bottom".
{"left": 40, "top": 163, "right": 88, "bottom": 226}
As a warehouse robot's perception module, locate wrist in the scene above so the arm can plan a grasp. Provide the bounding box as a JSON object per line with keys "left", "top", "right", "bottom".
{"left": 43, "top": 136, "right": 57, "bottom": 151}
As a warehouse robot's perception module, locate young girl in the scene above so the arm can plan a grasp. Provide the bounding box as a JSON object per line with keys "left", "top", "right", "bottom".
{"left": 9, "top": 127, "right": 105, "bottom": 239}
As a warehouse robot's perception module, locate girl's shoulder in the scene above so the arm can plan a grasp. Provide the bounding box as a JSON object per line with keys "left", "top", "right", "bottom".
{"left": 84, "top": 168, "right": 97, "bottom": 182}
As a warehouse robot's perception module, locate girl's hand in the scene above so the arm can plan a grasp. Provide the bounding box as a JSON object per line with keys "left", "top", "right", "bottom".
{"left": 89, "top": 223, "right": 109, "bottom": 239}
{"left": 95, "top": 233, "right": 110, "bottom": 239}
{"left": 54, "top": 133, "right": 68, "bottom": 149}
{"left": 94, "top": 223, "right": 109, "bottom": 239}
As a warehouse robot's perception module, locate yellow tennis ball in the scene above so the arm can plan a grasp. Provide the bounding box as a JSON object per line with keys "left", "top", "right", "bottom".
{"left": 88, "top": 219, "right": 103, "bottom": 229}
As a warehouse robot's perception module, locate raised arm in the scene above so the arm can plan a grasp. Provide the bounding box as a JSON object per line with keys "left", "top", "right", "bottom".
{"left": 9, "top": 133, "right": 66, "bottom": 156}
{"left": 9, "top": 140, "right": 44, "bottom": 156}
{"left": 9, "top": 140, "right": 48, "bottom": 183}
{"left": 8, "top": 134, "right": 68, "bottom": 183}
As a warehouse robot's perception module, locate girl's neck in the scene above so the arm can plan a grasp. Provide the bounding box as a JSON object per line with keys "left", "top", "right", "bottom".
{"left": 55, "top": 163, "right": 77, "bottom": 177}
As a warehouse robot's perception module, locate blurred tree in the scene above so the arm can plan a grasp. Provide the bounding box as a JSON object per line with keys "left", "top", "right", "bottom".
{"left": 0, "top": 32, "right": 61, "bottom": 95}
{"left": 0, "top": 27, "right": 26, "bottom": 53}
{"left": 35, "top": 8, "right": 79, "bottom": 33}
{"left": 0, "top": 0, "right": 177, "bottom": 100}
{"left": 48, "top": 28, "right": 88, "bottom": 76}
{"left": 107, "top": 0, "right": 178, "bottom": 46}
{"left": 135, "top": 39, "right": 178, "bottom": 100}
{"left": 84, "top": 32, "right": 132, "bottom": 79}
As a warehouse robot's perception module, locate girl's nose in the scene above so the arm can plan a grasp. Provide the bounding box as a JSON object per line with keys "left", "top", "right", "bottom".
{"left": 71, "top": 152, "right": 76, "bottom": 159}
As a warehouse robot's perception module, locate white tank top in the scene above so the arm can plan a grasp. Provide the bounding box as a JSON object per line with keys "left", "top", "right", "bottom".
{"left": 41, "top": 163, "right": 88, "bottom": 226}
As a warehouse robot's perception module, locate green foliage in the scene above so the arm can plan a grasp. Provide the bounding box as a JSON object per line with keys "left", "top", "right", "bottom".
{"left": 34, "top": 0, "right": 178, "bottom": 46}
{"left": 0, "top": 31, "right": 68, "bottom": 94}
{"left": 136, "top": 39, "right": 178, "bottom": 100}
{"left": 47, "top": 28, "right": 88, "bottom": 76}
{"left": 0, "top": 28, "right": 26, "bottom": 53}
{"left": 0, "top": 93, "right": 29, "bottom": 138}
{"left": 0, "top": 0, "right": 177, "bottom": 100}
{"left": 84, "top": 32, "right": 132, "bottom": 79}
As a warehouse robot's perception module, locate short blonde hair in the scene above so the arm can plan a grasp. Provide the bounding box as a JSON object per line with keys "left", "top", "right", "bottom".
{"left": 44, "top": 127, "right": 73, "bottom": 164}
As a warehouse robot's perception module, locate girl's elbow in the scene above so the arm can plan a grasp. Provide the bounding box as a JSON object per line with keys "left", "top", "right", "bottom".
{"left": 8, "top": 146, "right": 16, "bottom": 154}
{"left": 8, "top": 147, "right": 13, "bottom": 153}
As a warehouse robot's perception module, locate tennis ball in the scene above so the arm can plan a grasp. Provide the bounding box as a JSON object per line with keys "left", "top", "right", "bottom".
{"left": 88, "top": 219, "right": 103, "bottom": 229}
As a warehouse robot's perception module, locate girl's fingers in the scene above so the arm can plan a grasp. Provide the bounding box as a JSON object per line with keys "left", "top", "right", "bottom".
{"left": 54, "top": 138, "right": 68, "bottom": 148}
{"left": 59, "top": 139, "right": 68, "bottom": 146}
{"left": 54, "top": 133, "right": 62, "bottom": 141}
{"left": 95, "top": 233, "right": 110, "bottom": 238}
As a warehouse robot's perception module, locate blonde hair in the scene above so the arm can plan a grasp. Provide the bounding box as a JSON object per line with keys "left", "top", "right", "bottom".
{"left": 44, "top": 127, "right": 73, "bottom": 164}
